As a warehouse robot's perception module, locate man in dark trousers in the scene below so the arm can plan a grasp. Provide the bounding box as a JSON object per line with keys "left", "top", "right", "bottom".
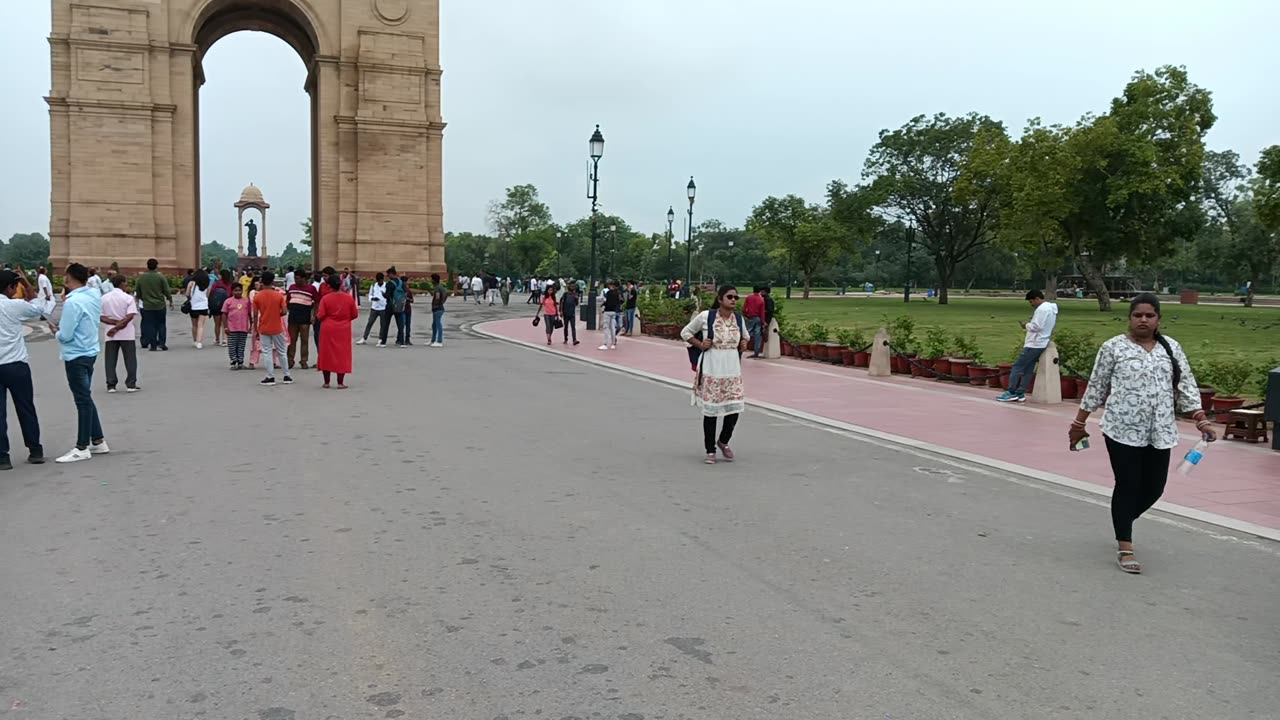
{"left": 560, "top": 283, "right": 580, "bottom": 345}
{"left": 0, "top": 269, "right": 49, "bottom": 467}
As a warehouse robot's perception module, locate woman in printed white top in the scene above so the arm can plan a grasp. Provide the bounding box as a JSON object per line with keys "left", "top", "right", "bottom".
{"left": 1069, "top": 293, "right": 1216, "bottom": 574}
{"left": 681, "top": 285, "right": 749, "bottom": 465}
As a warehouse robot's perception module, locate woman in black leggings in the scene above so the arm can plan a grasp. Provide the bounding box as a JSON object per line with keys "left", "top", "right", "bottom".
{"left": 1068, "top": 294, "right": 1215, "bottom": 574}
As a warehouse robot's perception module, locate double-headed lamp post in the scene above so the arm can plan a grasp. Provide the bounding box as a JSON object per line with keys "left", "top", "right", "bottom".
{"left": 586, "top": 125, "right": 604, "bottom": 329}
{"left": 666, "top": 206, "right": 675, "bottom": 268}
{"left": 685, "top": 177, "right": 696, "bottom": 297}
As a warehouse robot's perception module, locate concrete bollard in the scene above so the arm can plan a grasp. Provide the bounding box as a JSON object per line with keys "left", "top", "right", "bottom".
{"left": 868, "top": 328, "right": 891, "bottom": 377}
{"left": 1029, "top": 341, "right": 1063, "bottom": 404}
{"left": 765, "top": 319, "right": 781, "bottom": 359}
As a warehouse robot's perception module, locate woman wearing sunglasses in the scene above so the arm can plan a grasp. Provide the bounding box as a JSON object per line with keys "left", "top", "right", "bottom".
{"left": 681, "top": 285, "right": 749, "bottom": 464}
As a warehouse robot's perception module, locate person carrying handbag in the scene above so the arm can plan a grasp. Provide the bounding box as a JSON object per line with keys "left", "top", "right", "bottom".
{"left": 681, "top": 285, "right": 748, "bottom": 464}
{"left": 535, "top": 285, "right": 560, "bottom": 345}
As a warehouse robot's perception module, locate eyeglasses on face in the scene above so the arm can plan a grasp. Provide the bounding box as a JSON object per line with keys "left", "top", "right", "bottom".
{"left": 725, "top": 295, "right": 739, "bottom": 301}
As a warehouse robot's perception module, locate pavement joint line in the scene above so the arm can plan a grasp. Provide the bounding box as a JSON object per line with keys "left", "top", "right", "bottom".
{"left": 471, "top": 320, "right": 1280, "bottom": 546}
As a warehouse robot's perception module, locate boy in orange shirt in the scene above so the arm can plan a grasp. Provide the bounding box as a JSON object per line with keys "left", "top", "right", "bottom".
{"left": 251, "top": 271, "right": 292, "bottom": 385}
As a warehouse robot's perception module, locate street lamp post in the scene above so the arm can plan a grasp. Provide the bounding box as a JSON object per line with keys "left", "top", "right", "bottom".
{"left": 666, "top": 206, "right": 675, "bottom": 269}
{"left": 685, "top": 177, "right": 696, "bottom": 297}
{"left": 586, "top": 125, "right": 604, "bottom": 329}
{"left": 903, "top": 223, "right": 915, "bottom": 303}
{"left": 556, "top": 230, "right": 564, "bottom": 278}
{"left": 608, "top": 223, "right": 617, "bottom": 280}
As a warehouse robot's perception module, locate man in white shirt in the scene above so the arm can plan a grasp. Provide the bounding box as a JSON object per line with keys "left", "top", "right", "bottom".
{"left": 86, "top": 267, "right": 102, "bottom": 293}
{"left": 998, "top": 289, "right": 1059, "bottom": 403}
{"left": 0, "top": 269, "right": 51, "bottom": 467}
{"left": 36, "top": 267, "right": 55, "bottom": 316}
{"left": 357, "top": 272, "right": 387, "bottom": 345}
{"left": 285, "top": 266, "right": 296, "bottom": 290}
{"left": 99, "top": 275, "right": 139, "bottom": 392}
{"left": 470, "top": 275, "right": 483, "bottom": 305}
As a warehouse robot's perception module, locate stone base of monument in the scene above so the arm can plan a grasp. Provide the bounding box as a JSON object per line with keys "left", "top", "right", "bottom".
{"left": 238, "top": 255, "right": 267, "bottom": 270}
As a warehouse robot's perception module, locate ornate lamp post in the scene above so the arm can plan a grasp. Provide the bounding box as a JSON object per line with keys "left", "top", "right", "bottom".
{"left": 903, "top": 223, "right": 915, "bottom": 303}
{"left": 586, "top": 125, "right": 604, "bottom": 329}
{"left": 556, "top": 230, "right": 564, "bottom": 277}
{"left": 684, "top": 177, "right": 696, "bottom": 297}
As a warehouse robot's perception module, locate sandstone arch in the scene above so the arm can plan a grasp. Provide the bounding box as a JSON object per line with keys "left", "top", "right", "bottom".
{"left": 47, "top": 0, "right": 446, "bottom": 274}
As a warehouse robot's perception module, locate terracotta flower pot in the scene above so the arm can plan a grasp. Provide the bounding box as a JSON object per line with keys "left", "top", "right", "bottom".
{"left": 998, "top": 362, "right": 1014, "bottom": 390}
{"left": 1074, "top": 377, "right": 1089, "bottom": 397}
{"left": 1198, "top": 387, "right": 1215, "bottom": 409}
{"left": 853, "top": 351, "right": 870, "bottom": 368}
{"left": 840, "top": 349, "right": 855, "bottom": 366}
{"left": 930, "top": 357, "right": 950, "bottom": 378}
{"left": 891, "top": 355, "right": 906, "bottom": 374}
{"left": 911, "top": 357, "right": 928, "bottom": 377}
{"left": 1212, "top": 396, "right": 1246, "bottom": 412}
{"left": 967, "top": 365, "right": 992, "bottom": 386}
{"left": 1060, "top": 376, "right": 1078, "bottom": 400}
{"left": 949, "top": 358, "right": 973, "bottom": 383}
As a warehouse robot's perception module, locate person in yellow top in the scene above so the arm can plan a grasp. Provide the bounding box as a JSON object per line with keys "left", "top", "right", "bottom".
{"left": 238, "top": 270, "right": 252, "bottom": 297}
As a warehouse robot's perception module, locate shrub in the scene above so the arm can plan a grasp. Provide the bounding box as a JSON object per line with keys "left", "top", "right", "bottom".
{"left": 1252, "top": 358, "right": 1278, "bottom": 400}
{"left": 951, "top": 334, "right": 983, "bottom": 364}
{"left": 1052, "top": 329, "right": 1099, "bottom": 379}
{"left": 883, "top": 315, "right": 917, "bottom": 354}
{"left": 803, "top": 322, "right": 831, "bottom": 344}
{"left": 921, "top": 326, "right": 952, "bottom": 359}
{"left": 836, "top": 327, "right": 869, "bottom": 350}
{"left": 1202, "top": 357, "right": 1253, "bottom": 398}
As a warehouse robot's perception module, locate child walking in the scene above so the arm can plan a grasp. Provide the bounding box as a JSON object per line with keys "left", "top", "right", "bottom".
{"left": 223, "top": 284, "right": 251, "bottom": 369}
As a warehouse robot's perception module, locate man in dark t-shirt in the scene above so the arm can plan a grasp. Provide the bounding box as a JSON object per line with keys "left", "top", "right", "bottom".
{"left": 286, "top": 280, "right": 318, "bottom": 369}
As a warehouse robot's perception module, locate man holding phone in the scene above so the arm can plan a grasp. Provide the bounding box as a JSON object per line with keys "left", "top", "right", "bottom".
{"left": 997, "top": 289, "right": 1058, "bottom": 403}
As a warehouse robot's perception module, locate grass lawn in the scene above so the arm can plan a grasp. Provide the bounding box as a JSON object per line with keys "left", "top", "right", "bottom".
{"left": 779, "top": 296, "right": 1280, "bottom": 370}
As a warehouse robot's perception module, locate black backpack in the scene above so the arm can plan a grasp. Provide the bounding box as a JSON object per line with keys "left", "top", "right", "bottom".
{"left": 687, "top": 309, "right": 746, "bottom": 368}
{"left": 208, "top": 284, "right": 229, "bottom": 313}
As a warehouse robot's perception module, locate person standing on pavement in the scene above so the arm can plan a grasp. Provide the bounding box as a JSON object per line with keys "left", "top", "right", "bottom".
{"left": 359, "top": 272, "right": 387, "bottom": 345}
{"left": 429, "top": 273, "right": 447, "bottom": 347}
{"left": 470, "top": 274, "right": 484, "bottom": 305}
{"left": 1068, "top": 293, "right": 1215, "bottom": 574}
{"left": 286, "top": 274, "right": 317, "bottom": 369}
{"left": 682, "top": 285, "right": 748, "bottom": 465}
{"left": 997, "top": 289, "right": 1058, "bottom": 403}
{"left": 209, "top": 270, "right": 234, "bottom": 347}
{"left": 251, "top": 271, "right": 292, "bottom": 386}
{"left": 623, "top": 281, "right": 639, "bottom": 336}
{"left": 599, "top": 280, "right": 621, "bottom": 350}
{"left": 185, "top": 270, "right": 210, "bottom": 349}
{"left": 36, "top": 266, "right": 56, "bottom": 317}
{"left": 379, "top": 268, "right": 408, "bottom": 347}
{"left": 402, "top": 277, "right": 415, "bottom": 345}
{"left": 316, "top": 273, "right": 358, "bottom": 389}
{"left": 537, "top": 284, "right": 559, "bottom": 345}
{"left": 560, "top": 283, "right": 579, "bottom": 345}
{"left": 135, "top": 259, "right": 171, "bottom": 351}
{"left": 99, "top": 274, "right": 139, "bottom": 393}
{"left": 284, "top": 265, "right": 296, "bottom": 290}
{"left": 53, "top": 263, "right": 109, "bottom": 463}
{"left": 742, "top": 286, "right": 766, "bottom": 358}
{"left": 0, "top": 269, "right": 49, "bottom": 468}
{"left": 223, "top": 284, "right": 251, "bottom": 370}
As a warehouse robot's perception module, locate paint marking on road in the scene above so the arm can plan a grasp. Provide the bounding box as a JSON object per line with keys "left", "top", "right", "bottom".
{"left": 470, "top": 322, "right": 1280, "bottom": 548}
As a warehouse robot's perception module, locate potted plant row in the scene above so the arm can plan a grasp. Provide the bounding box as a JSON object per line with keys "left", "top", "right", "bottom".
{"left": 1201, "top": 357, "right": 1253, "bottom": 412}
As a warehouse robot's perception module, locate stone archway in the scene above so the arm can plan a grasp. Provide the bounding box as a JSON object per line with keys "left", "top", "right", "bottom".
{"left": 47, "top": 0, "right": 446, "bottom": 275}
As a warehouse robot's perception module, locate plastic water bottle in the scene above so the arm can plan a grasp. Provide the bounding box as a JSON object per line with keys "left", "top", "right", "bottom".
{"left": 1177, "top": 439, "right": 1209, "bottom": 476}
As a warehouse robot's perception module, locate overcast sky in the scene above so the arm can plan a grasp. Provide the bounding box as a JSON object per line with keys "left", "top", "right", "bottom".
{"left": 2, "top": 0, "right": 1278, "bottom": 248}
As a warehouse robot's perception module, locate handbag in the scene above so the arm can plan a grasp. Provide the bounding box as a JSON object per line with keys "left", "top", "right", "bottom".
{"left": 180, "top": 299, "right": 191, "bottom": 315}
{"left": 553, "top": 317, "right": 564, "bottom": 329}
{"left": 532, "top": 314, "right": 540, "bottom": 327}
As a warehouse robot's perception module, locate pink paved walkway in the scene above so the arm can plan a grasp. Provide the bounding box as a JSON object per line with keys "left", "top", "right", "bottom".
{"left": 477, "top": 318, "right": 1280, "bottom": 537}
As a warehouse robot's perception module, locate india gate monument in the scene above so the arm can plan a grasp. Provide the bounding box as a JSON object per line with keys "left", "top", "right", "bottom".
{"left": 46, "top": 0, "right": 446, "bottom": 274}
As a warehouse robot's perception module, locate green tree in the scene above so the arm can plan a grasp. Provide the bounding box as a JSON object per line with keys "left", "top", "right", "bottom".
{"left": 746, "top": 194, "right": 812, "bottom": 297}
{"left": 445, "top": 231, "right": 497, "bottom": 276}
{"left": 271, "top": 242, "right": 312, "bottom": 270}
{"left": 200, "top": 241, "right": 238, "bottom": 269}
{"left": 300, "top": 217, "right": 312, "bottom": 249}
{"left": 0, "top": 233, "right": 51, "bottom": 269}
{"left": 488, "top": 184, "right": 553, "bottom": 241}
{"left": 862, "top": 112, "right": 1006, "bottom": 304}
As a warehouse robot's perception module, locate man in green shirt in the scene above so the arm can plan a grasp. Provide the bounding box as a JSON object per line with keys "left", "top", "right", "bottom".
{"left": 134, "top": 258, "right": 173, "bottom": 351}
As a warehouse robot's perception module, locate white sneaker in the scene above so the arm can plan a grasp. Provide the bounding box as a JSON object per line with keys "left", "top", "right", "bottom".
{"left": 357, "top": 338, "right": 366, "bottom": 345}
{"left": 107, "top": 387, "right": 117, "bottom": 394}
{"left": 55, "top": 447, "right": 92, "bottom": 463}
{"left": 195, "top": 342, "right": 203, "bottom": 349}
{"left": 376, "top": 343, "right": 386, "bottom": 348}
{"left": 89, "top": 441, "right": 110, "bottom": 455}
{"left": 598, "top": 344, "right": 609, "bottom": 350}
{"left": 126, "top": 387, "right": 139, "bottom": 393}
{"left": 610, "top": 345, "right": 617, "bottom": 349}
{"left": 430, "top": 342, "right": 442, "bottom": 348}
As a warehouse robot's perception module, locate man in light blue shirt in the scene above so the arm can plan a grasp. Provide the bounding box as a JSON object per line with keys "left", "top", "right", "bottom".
{"left": 53, "top": 263, "right": 109, "bottom": 463}
{"left": 0, "top": 269, "right": 50, "bottom": 468}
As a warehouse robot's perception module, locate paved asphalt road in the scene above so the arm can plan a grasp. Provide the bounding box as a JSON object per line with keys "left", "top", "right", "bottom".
{"left": 1, "top": 301, "right": 1277, "bottom": 720}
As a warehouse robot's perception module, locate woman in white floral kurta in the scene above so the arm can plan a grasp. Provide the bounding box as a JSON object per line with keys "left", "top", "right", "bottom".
{"left": 681, "top": 286, "right": 748, "bottom": 464}
{"left": 1069, "top": 294, "right": 1216, "bottom": 574}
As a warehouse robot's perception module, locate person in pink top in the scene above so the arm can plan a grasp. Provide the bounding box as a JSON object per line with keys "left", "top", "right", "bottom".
{"left": 222, "top": 284, "right": 252, "bottom": 370}
{"left": 99, "top": 275, "right": 139, "bottom": 393}
{"left": 536, "top": 284, "right": 560, "bottom": 345}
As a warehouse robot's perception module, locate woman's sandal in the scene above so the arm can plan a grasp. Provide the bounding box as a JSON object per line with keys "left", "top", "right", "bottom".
{"left": 1117, "top": 550, "right": 1141, "bottom": 574}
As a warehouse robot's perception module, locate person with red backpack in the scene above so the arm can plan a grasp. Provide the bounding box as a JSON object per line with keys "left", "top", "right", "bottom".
{"left": 681, "top": 285, "right": 748, "bottom": 464}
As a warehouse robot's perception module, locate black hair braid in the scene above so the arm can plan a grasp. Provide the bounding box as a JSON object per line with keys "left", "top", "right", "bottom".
{"left": 1153, "top": 330, "right": 1180, "bottom": 394}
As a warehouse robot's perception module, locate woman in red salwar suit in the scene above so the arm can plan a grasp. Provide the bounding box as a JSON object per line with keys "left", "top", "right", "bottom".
{"left": 316, "top": 273, "right": 358, "bottom": 388}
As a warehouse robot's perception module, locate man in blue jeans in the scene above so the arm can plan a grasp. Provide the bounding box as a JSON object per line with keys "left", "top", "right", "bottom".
{"left": 0, "top": 269, "right": 50, "bottom": 469}
{"left": 429, "top": 273, "right": 447, "bottom": 347}
{"left": 997, "top": 289, "right": 1059, "bottom": 403}
{"left": 53, "top": 263, "right": 109, "bottom": 463}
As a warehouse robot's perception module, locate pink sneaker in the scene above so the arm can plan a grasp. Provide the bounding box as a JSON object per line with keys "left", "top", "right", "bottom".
{"left": 704, "top": 454, "right": 717, "bottom": 465}
{"left": 717, "top": 442, "right": 734, "bottom": 461}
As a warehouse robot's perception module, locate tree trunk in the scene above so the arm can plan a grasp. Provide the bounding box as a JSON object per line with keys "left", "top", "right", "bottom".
{"left": 1076, "top": 254, "right": 1111, "bottom": 312}
{"left": 1043, "top": 273, "right": 1057, "bottom": 302}
{"left": 936, "top": 258, "right": 951, "bottom": 305}
{"left": 802, "top": 274, "right": 811, "bottom": 299}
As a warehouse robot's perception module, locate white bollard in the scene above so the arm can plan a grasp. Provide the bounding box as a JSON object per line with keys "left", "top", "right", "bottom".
{"left": 1029, "top": 342, "right": 1063, "bottom": 404}
{"left": 765, "top": 319, "right": 781, "bottom": 359}
{"left": 868, "top": 328, "right": 891, "bottom": 377}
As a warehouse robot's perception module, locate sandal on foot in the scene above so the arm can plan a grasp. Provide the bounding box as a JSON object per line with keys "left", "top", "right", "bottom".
{"left": 1117, "top": 550, "right": 1141, "bottom": 574}
{"left": 704, "top": 454, "right": 717, "bottom": 465}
